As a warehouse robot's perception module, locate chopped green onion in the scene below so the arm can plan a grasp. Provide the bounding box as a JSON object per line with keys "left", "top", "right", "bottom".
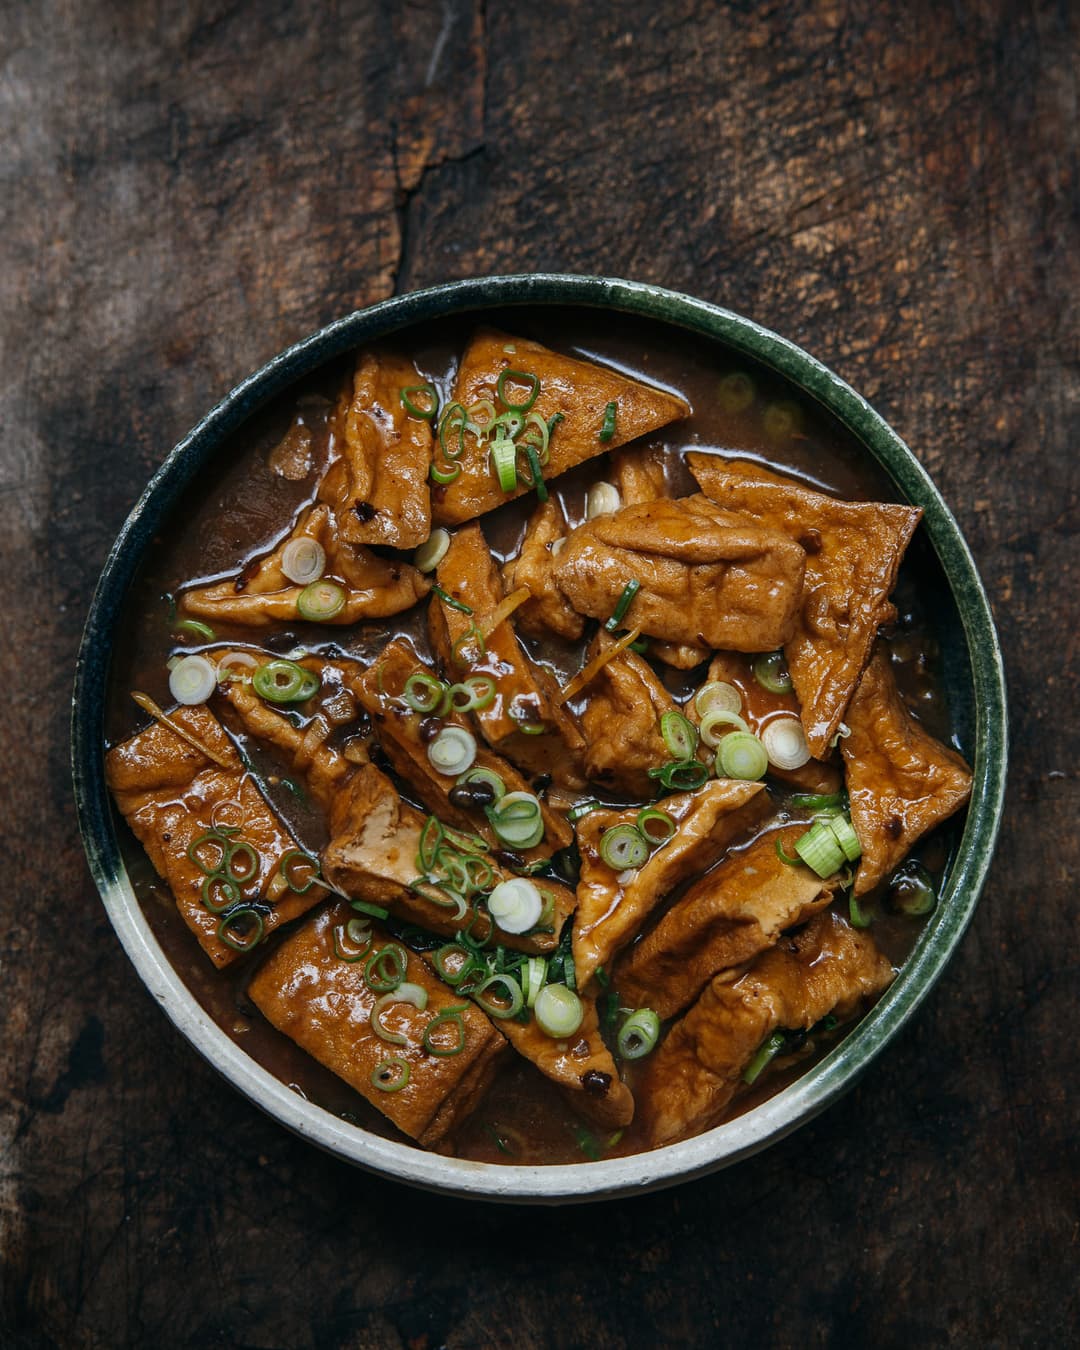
{"left": 547, "top": 411, "right": 565, "bottom": 436}
{"left": 742, "top": 1029, "right": 786, "bottom": 1085}
{"left": 519, "top": 443, "right": 548, "bottom": 502}
{"left": 648, "top": 760, "right": 710, "bottom": 792}
{"left": 364, "top": 943, "right": 408, "bottom": 994}
{"left": 417, "top": 816, "right": 444, "bottom": 872}
{"left": 521, "top": 956, "right": 547, "bottom": 1008}
{"left": 473, "top": 972, "right": 524, "bottom": 1020}
{"left": 432, "top": 585, "right": 472, "bottom": 614}
{"left": 761, "top": 717, "right": 811, "bottom": 770}
{"left": 350, "top": 899, "right": 390, "bottom": 920}
{"left": 403, "top": 672, "right": 446, "bottom": 713}
{"left": 454, "top": 766, "right": 506, "bottom": 803}
{"left": 604, "top": 579, "right": 641, "bottom": 633}
{"left": 487, "top": 878, "right": 544, "bottom": 935}
{"left": 716, "top": 732, "right": 768, "bottom": 781}
{"left": 172, "top": 617, "right": 216, "bottom": 642}
{"left": 793, "top": 820, "right": 845, "bottom": 878}
{"left": 849, "top": 893, "right": 873, "bottom": 929}
{"left": 201, "top": 873, "right": 240, "bottom": 914}
{"left": 253, "top": 659, "right": 319, "bottom": 704}
{"left": 408, "top": 879, "right": 468, "bottom": 923}
{"left": 423, "top": 1006, "right": 469, "bottom": 1057}
{"left": 443, "top": 674, "right": 496, "bottom": 712}
{"left": 699, "top": 708, "right": 751, "bottom": 747}
{"left": 490, "top": 432, "right": 518, "bottom": 492}
{"left": 430, "top": 461, "right": 461, "bottom": 484}
{"left": 371, "top": 983, "right": 429, "bottom": 1044}
{"left": 333, "top": 919, "right": 372, "bottom": 962}
{"left": 599, "top": 824, "right": 649, "bottom": 871}
{"left": 438, "top": 402, "right": 469, "bottom": 458}
{"left": 829, "top": 814, "right": 862, "bottom": 862}
{"left": 887, "top": 860, "right": 936, "bottom": 917}
{"left": 774, "top": 837, "right": 802, "bottom": 866}
{"left": 486, "top": 791, "right": 544, "bottom": 849}
{"left": 414, "top": 529, "right": 451, "bottom": 573}
{"left": 427, "top": 725, "right": 477, "bottom": 777}
{"left": 694, "top": 680, "right": 742, "bottom": 717}
{"left": 566, "top": 800, "right": 601, "bottom": 825}
{"left": 790, "top": 791, "right": 846, "bottom": 810}
{"left": 753, "top": 650, "right": 793, "bottom": 694}
{"left": 400, "top": 383, "right": 438, "bottom": 420}
{"left": 188, "top": 830, "right": 229, "bottom": 876}
{"left": 636, "top": 808, "right": 676, "bottom": 846}
{"left": 717, "top": 371, "right": 756, "bottom": 414}
{"left": 534, "top": 983, "right": 583, "bottom": 1038}
{"left": 223, "top": 839, "right": 258, "bottom": 885}
{"left": 617, "top": 1008, "right": 660, "bottom": 1060}
{"left": 169, "top": 654, "right": 217, "bottom": 706}
{"left": 281, "top": 537, "right": 326, "bottom": 586}
{"left": 371, "top": 1057, "right": 410, "bottom": 1092}
{"left": 599, "top": 400, "right": 617, "bottom": 442}
{"left": 496, "top": 368, "right": 540, "bottom": 412}
{"left": 216, "top": 905, "right": 264, "bottom": 953}
{"left": 297, "top": 579, "right": 346, "bottom": 622}
{"left": 660, "top": 709, "right": 699, "bottom": 761}
{"left": 433, "top": 943, "right": 476, "bottom": 986}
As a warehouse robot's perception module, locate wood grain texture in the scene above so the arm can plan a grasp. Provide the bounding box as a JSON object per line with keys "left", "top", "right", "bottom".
{"left": 1, "top": 0, "right": 1076, "bottom": 1346}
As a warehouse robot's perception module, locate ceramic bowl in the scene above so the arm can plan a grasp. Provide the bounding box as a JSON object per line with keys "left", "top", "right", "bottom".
{"left": 72, "top": 275, "right": 1007, "bottom": 1202}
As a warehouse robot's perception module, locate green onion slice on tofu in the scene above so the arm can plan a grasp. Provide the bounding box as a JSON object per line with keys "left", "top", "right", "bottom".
{"left": 423, "top": 1006, "right": 469, "bottom": 1057}
{"left": 400, "top": 383, "right": 439, "bottom": 421}
{"left": 617, "top": 1009, "right": 661, "bottom": 1060}
{"left": 660, "top": 709, "right": 699, "bottom": 761}
{"left": 599, "top": 823, "right": 649, "bottom": 871}
{"left": 297, "top": 579, "right": 346, "bottom": 622}
{"left": 473, "top": 972, "right": 524, "bottom": 1020}
{"left": 534, "top": 983, "right": 583, "bottom": 1038}
{"left": 753, "top": 650, "right": 793, "bottom": 694}
{"left": 371, "top": 1057, "right": 410, "bottom": 1093}
{"left": 496, "top": 368, "right": 540, "bottom": 412}
{"left": 716, "top": 732, "right": 768, "bottom": 781}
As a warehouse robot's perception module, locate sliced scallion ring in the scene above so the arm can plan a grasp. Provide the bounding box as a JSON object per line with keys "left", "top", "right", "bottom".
{"left": 716, "top": 732, "right": 768, "bottom": 781}
{"left": 489, "top": 433, "right": 518, "bottom": 492}
{"left": 743, "top": 1030, "right": 786, "bottom": 1085}
{"left": 518, "top": 443, "right": 548, "bottom": 501}
{"left": 699, "top": 708, "right": 751, "bottom": 747}
{"left": 423, "top": 1006, "right": 469, "bottom": 1057}
{"left": 214, "top": 649, "right": 259, "bottom": 683}
{"left": 849, "top": 892, "right": 873, "bottom": 929}
{"left": 364, "top": 943, "right": 408, "bottom": 994}
{"left": 400, "top": 383, "right": 438, "bottom": 420}
{"left": 695, "top": 680, "right": 743, "bottom": 717}
{"left": 486, "top": 791, "right": 544, "bottom": 849}
{"left": 534, "top": 983, "right": 583, "bottom": 1038}
{"left": 427, "top": 726, "right": 477, "bottom": 777}
{"left": 496, "top": 368, "right": 540, "bottom": 411}
{"left": 586, "top": 480, "right": 621, "bottom": 518}
{"left": 599, "top": 400, "right": 618, "bottom": 442}
{"left": 438, "top": 402, "right": 469, "bottom": 458}
{"left": 216, "top": 905, "right": 264, "bottom": 953}
{"left": 648, "top": 760, "right": 710, "bottom": 792}
{"left": 487, "top": 878, "right": 544, "bottom": 935}
{"left": 761, "top": 717, "right": 811, "bottom": 770}
{"left": 473, "top": 973, "right": 524, "bottom": 1020}
{"left": 403, "top": 672, "right": 446, "bottom": 713}
{"left": 371, "top": 1057, "right": 410, "bottom": 1093}
{"left": 636, "top": 808, "right": 676, "bottom": 846}
{"left": 201, "top": 873, "right": 240, "bottom": 914}
{"left": 888, "top": 860, "right": 936, "bottom": 917}
{"left": 430, "top": 460, "right": 461, "bottom": 484}
{"left": 753, "top": 650, "right": 793, "bottom": 694}
{"left": 281, "top": 536, "right": 326, "bottom": 586}
{"left": 433, "top": 944, "right": 476, "bottom": 987}
{"left": 253, "top": 659, "right": 319, "bottom": 704}
{"left": 793, "top": 819, "right": 846, "bottom": 878}
{"left": 371, "top": 983, "right": 429, "bottom": 1044}
{"left": 456, "top": 766, "right": 505, "bottom": 803}
{"left": 333, "top": 919, "right": 372, "bottom": 961}
{"left": 414, "top": 528, "right": 451, "bottom": 573}
{"left": 829, "top": 814, "right": 863, "bottom": 862}
{"left": 660, "top": 709, "right": 699, "bottom": 761}
{"left": 521, "top": 956, "right": 548, "bottom": 1009}
{"left": 297, "top": 579, "right": 346, "bottom": 622}
{"left": 169, "top": 654, "right": 217, "bottom": 706}
{"left": 599, "top": 823, "right": 649, "bottom": 871}
{"left": 617, "top": 1008, "right": 660, "bottom": 1059}
{"left": 443, "top": 674, "right": 496, "bottom": 712}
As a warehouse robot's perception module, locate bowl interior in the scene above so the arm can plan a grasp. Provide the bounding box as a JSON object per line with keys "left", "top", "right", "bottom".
{"left": 72, "top": 275, "right": 1007, "bottom": 1202}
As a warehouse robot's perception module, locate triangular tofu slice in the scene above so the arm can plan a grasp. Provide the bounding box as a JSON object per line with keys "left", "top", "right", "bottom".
{"left": 842, "top": 648, "right": 972, "bottom": 895}
{"left": 573, "top": 780, "right": 770, "bottom": 990}
{"left": 431, "top": 330, "right": 690, "bottom": 525}
{"left": 180, "top": 502, "right": 430, "bottom": 628}
{"left": 688, "top": 454, "right": 921, "bottom": 757}
{"left": 319, "top": 350, "right": 434, "bottom": 550}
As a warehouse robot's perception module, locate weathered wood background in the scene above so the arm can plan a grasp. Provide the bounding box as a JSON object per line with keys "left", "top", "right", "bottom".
{"left": 2, "top": 1, "right": 1076, "bottom": 1345}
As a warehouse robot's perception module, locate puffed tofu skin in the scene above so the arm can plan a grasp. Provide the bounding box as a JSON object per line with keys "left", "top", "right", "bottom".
{"left": 248, "top": 905, "right": 506, "bottom": 1146}
{"left": 693, "top": 651, "right": 842, "bottom": 796}
{"left": 179, "top": 502, "right": 430, "bottom": 628}
{"left": 615, "top": 827, "right": 840, "bottom": 1020}
{"left": 501, "top": 498, "right": 584, "bottom": 641}
{"left": 322, "top": 764, "right": 575, "bottom": 955}
{"left": 428, "top": 523, "right": 587, "bottom": 787}
{"left": 688, "top": 454, "right": 922, "bottom": 756}
{"left": 843, "top": 649, "right": 972, "bottom": 895}
{"left": 577, "top": 630, "right": 677, "bottom": 799}
{"left": 347, "top": 638, "right": 572, "bottom": 857}
{"left": 637, "top": 911, "right": 895, "bottom": 1147}
{"left": 105, "top": 705, "right": 319, "bottom": 968}
{"left": 573, "top": 781, "right": 770, "bottom": 990}
{"left": 493, "top": 993, "right": 635, "bottom": 1130}
{"left": 430, "top": 330, "right": 690, "bottom": 525}
{"left": 320, "top": 350, "right": 433, "bottom": 550}
{"left": 216, "top": 657, "right": 362, "bottom": 812}
{"left": 552, "top": 496, "right": 806, "bottom": 651}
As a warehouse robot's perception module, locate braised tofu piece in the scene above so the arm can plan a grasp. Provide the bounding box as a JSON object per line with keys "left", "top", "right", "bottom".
{"left": 428, "top": 523, "right": 587, "bottom": 787}
{"left": 577, "top": 630, "right": 678, "bottom": 798}
{"left": 688, "top": 454, "right": 921, "bottom": 756}
{"left": 180, "top": 503, "right": 430, "bottom": 628}
{"left": 552, "top": 496, "right": 806, "bottom": 651}
{"left": 430, "top": 330, "right": 689, "bottom": 525}
{"left": 501, "top": 498, "right": 584, "bottom": 641}
{"left": 573, "top": 781, "right": 770, "bottom": 989}
{"left": 322, "top": 764, "right": 575, "bottom": 954}
{"left": 347, "top": 638, "right": 572, "bottom": 856}
{"left": 216, "top": 656, "right": 362, "bottom": 811}
{"left": 249, "top": 905, "right": 506, "bottom": 1146}
{"left": 105, "top": 704, "right": 320, "bottom": 968}
{"left": 319, "top": 350, "right": 433, "bottom": 550}
{"left": 616, "top": 827, "right": 841, "bottom": 1020}
{"left": 693, "top": 651, "right": 842, "bottom": 796}
{"left": 494, "top": 993, "right": 634, "bottom": 1130}
{"left": 843, "top": 649, "right": 972, "bottom": 895}
{"left": 637, "top": 911, "right": 895, "bottom": 1147}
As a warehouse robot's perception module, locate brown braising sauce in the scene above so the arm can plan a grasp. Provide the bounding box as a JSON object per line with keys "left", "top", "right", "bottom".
{"left": 105, "top": 309, "right": 969, "bottom": 1165}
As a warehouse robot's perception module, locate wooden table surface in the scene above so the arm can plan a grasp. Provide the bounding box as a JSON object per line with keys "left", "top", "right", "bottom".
{"left": 3, "top": 2, "right": 1076, "bottom": 1346}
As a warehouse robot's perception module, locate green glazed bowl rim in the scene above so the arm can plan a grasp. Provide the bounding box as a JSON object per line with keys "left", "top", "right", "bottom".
{"left": 72, "top": 274, "right": 1007, "bottom": 1203}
